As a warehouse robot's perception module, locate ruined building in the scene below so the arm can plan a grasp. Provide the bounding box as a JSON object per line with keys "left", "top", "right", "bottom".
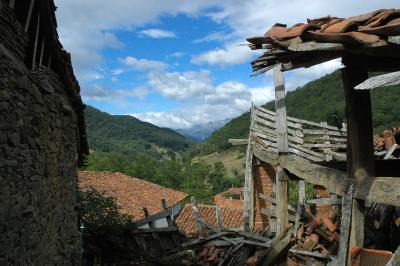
{"left": 0, "top": 0, "right": 88, "bottom": 264}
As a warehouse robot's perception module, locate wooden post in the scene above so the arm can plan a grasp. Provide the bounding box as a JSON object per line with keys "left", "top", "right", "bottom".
{"left": 243, "top": 104, "right": 255, "bottom": 231}
{"left": 25, "top": 0, "right": 35, "bottom": 32}
{"left": 335, "top": 185, "right": 354, "bottom": 266}
{"left": 321, "top": 121, "right": 333, "bottom": 161}
{"left": 273, "top": 64, "right": 289, "bottom": 236}
{"left": 48, "top": 54, "right": 52, "bottom": 68}
{"left": 9, "top": 0, "right": 15, "bottom": 9}
{"left": 342, "top": 57, "right": 375, "bottom": 265}
{"left": 39, "top": 38, "right": 45, "bottom": 67}
{"left": 161, "top": 199, "right": 180, "bottom": 245}
{"left": 32, "top": 14, "right": 40, "bottom": 71}
{"left": 294, "top": 181, "right": 305, "bottom": 237}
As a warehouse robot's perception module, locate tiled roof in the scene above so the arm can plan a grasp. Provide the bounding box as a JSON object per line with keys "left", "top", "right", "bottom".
{"left": 78, "top": 171, "right": 188, "bottom": 220}
{"left": 247, "top": 9, "right": 400, "bottom": 74}
{"left": 175, "top": 204, "right": 243, "bottom": 236}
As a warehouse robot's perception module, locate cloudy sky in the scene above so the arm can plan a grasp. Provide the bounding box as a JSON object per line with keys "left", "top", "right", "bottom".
{"left": 54, "top": 0, "right": 397, "bottom": 129}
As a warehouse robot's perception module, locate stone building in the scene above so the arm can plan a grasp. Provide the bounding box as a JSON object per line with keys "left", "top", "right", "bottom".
{"left": 0, "top": 0, "right": 88, "bottom": 264}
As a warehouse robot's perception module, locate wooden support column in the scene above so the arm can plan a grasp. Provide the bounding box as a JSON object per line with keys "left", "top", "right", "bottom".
{"left": 273, "top": 64, "right": 289, "bottom": 236}
{"left": 9, "top": 0, "right": 15, "bottom": 9}
{"left": 243, "top": 104, "right": 255, "bottom": 231}
{"left": 32, "top": 13, "right": 40, "bottom": 71}
{"left": 294, "top": 181, "right": 305, "bottom": 236}
{"left": 342, "top": 56, "right": 375, "bottom": 265}
{"left": 25, "top": 0, "right": 35, "bottom": 32}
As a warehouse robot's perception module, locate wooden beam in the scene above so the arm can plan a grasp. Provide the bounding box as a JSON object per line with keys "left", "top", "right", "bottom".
{"left": 25, "top": 0, "right": 35, "bottom": 33}
{"left": 294, "top": 181, "right": 305, "bottom": 236}
{"left": 307, "top": 197, "right": 342, "bottom": 205}
{"left": 229, "top": 138, "right": 248, "bottom": 145}
{"left": 258, "top": 193, "right": 297, "bottom": 212}
{"left": 388, "top": 36, "right": 400, "bottom": 45}
{"left": 32, "top": 14, "right": 40, "bottom": 71}
{"left": 215, "top": 206, "right": 223, "bottom": 228}
{"left": 336, "top": 185, "right": 353, "bottom": 266}
{"left": 261, "top": 208, "right": 296, "bottom": 222}
{"left": 355, "top": 71, "right": 400, "bottom": 90}
{"left": 243, "top": 105, "right": 255, "bottom": 231}
{"left": 273, "top": 64, "right": 289, "bottom": 236}
{"left": 342, "top": 58, "right": 375, "bottom": 257}
{"left": 386, "top": 245, "right": 400, "bottom": 266}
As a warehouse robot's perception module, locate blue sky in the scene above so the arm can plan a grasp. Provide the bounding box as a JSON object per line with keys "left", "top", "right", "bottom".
{"left": 54, "top": 0, "right": 398, "bottom": 128}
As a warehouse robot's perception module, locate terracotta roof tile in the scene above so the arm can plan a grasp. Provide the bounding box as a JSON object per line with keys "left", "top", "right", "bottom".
{"left": 175, "top": 204, "right": 243, "bottom": 236}
{"left": 247, "top": 9, "right": 400, "bottom": 74}
{"left": 78, "top": 171, "right": 188, "bottom": 221}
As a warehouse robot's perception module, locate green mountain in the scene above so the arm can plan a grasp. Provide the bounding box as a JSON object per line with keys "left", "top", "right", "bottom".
{"left": 201, "top": 70, "right": 400, "bottom": 154}
{"left": 84, "top": 105, "right": 193, "bottom": 158}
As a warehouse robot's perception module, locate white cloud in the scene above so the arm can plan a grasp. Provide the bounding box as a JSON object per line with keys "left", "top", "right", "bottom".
{"left": 193, "top": 31, "right": 231, "bottom": 43}
{"left": 148, "top": 70, "right": 213, "bottom": 99}
{"left": 138, "top": 28, "right": 177, "bottom": 38}
{"left": 191, "top": 42, "right": 254, "bottom": 66}
{"left": 119, "top": 56, "right": 167, "bottom": 71}
{"left": 82, "top": 84, "right": 150, "bottom": 101}
{"left": 134, "top": 71, "right": 274, "bottom": 128}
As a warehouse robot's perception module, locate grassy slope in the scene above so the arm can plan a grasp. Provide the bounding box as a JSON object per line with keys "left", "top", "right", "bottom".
{"left": 85, "top": 105, "right": 193, "bottom": 158}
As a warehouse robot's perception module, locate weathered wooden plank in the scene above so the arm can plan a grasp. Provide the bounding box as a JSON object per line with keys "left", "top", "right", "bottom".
{"left": 324, "top": 149, "right": 347, "bottom": 160}
{"left": 336, "top": 185, "right": 354, "bottom": 266}
{"left": 181, "top": 232, "right": 229, "bottom": 248}
{"left": 355, "top": 71, "right": 400, "bottom": 90}
{"left": 253, "top": 149, "right": 348, "bottom": 196}
{"left": 256, "top": 105, "right": 345, "bottom": 132}
{"left": 303, "top": 143, "right": 347, "bottom": 149}
{"left": 388, "top": 35, "right": 400, "bottom": 45}
{"left": 39, "top": 38, "right": 45, "bottom": 67}
{"left": 261, "top": 228, "right": 293, "bottom": 266}
{"left": 261, "top": 207, "right": 296, "bottom": 222}
{"left": 288, "top": 42, "right": 345, "bottom": 52}
{"left": 384, "top": 144, "right": 398, "bottom": 159}
{"left": 289, "top": 248, "right": 331, "bottom": 260}
{"left": 294, "top": 181, "right": 305, "bottom": 237}
{"left": 342, "top": 61, "right": 374, "bottom": 260}
{"left": 131, "top": 226, "right": 177, "bottom": 234}
{"left": 238, "top": 230, "right": 272, "bottom": 244}
{"left": 243, "top": 105, "right": 255, "bottom": 231}
{"left": 288, "top": 147, "right": 324, "bottom": 162}
{"left": 307, "top": 197, "right": 342, "bottom": 205}
{"left": 258, "top": 193, "right": 297, "bottom": 212}
{"left": 386, "top": 245, "right": 400, "bottom": 266}
{"left": 354, "top": 176, "right": 400, "bottom": 207}
{"left": 303, "top": 128, "right": 347, "bottom": 137}
{"left": 228, "top": 138, "right": 248, "bottom": 145}
{"left": 273, "top": 64, "right": 289, "bottom": 237}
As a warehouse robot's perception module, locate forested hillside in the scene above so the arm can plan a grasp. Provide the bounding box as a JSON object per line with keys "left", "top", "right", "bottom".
{"left": 201, "top": 70, "right": 400, "bottom": 154}
{"left": 84, "top": 106, "right": 193, "bottom": 158}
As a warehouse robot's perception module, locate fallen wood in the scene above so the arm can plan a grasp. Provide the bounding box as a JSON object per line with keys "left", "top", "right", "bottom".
{"left": 354, "top": 71, "right": 400, "bottom": 90}
{"left": 289, "top": 248, "right": 331, "bottom": 260}
{"left": 336, "top": 185, "right": 354, "bottom": 266}
{"left": 307, "top": 197, "right": 342, "bottom": 205}
{"left": 258, "top": 193, "right": 297, "bottom": 212}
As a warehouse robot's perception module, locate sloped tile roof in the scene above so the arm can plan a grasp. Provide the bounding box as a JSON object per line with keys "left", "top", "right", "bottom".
{"left": 78, "top": 171, "right": 188, "bottom": 220}
{"left": 175, "top": 204, "right": 243, "bottom": 236}
{"left": 247, "top": 9, "right": 400, "bottom": 74}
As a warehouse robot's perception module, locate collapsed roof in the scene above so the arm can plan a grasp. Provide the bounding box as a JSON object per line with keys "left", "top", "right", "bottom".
{"left": 247, "top": 9, "right": 400, "bottom": 75}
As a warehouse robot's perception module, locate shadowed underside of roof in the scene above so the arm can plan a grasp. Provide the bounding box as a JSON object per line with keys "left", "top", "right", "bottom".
{"left": 247, "top": 9, "right": 400, "bottom": 75}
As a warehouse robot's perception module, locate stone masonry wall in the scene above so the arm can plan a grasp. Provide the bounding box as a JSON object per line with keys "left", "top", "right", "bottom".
{"left": 253, "top": 161, "right": 276, "bottom": 230}
{"left": 0, "top": 48, "right": 82, "bottom": 265}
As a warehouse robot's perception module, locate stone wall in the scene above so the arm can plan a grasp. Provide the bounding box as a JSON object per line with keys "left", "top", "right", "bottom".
{"left": 0, "top": 46, "right": 82, "bottom": 264}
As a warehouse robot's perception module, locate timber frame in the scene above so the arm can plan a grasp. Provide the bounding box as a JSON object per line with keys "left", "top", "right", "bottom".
{"left": 241, "top": 29, "right": 400, "bottom": 264}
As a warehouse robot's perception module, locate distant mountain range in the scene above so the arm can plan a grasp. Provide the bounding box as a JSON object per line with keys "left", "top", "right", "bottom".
{"left": 176, "top": 119, "right": 231, "bottom": 142}
{"left": 84, "top": 105, "right": 193, "bottom": 158}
